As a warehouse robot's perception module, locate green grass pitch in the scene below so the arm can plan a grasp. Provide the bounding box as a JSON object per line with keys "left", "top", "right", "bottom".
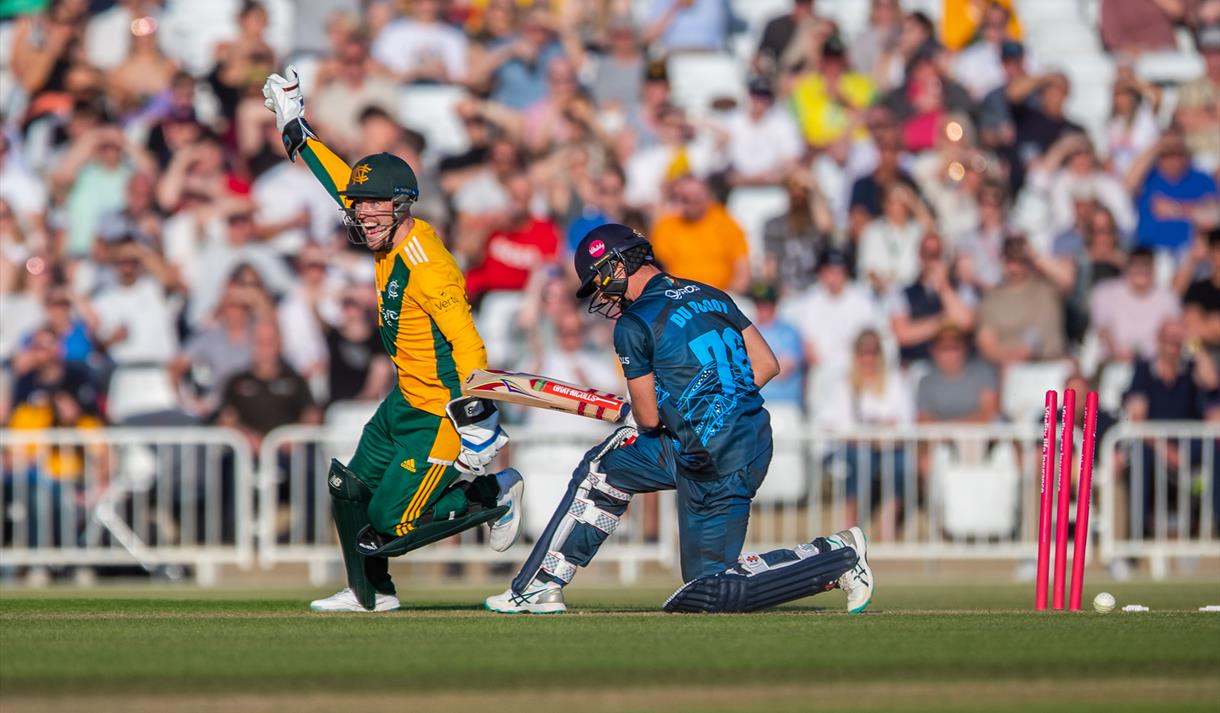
{"left": 2, "top": 580, "right": 1219, "bottom": 713}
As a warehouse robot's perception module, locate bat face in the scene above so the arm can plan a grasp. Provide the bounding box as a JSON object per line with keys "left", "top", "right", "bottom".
{"left": 462, "top": 369, "right": 628, "bottom": 423}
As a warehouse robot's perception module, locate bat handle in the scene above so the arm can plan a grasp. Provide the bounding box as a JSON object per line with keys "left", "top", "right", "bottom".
{"left": 617, "top": 403, "right": 635, "bottom": 427}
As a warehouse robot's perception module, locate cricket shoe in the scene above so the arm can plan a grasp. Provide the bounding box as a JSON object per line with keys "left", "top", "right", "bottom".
{"left": 484, "top": 581, "right": 566, "bottom": 614}
{"left": 488, "top": 469, "right": 524, "bottom": 552}
{"left": 309, "top": 587, "right": 400, "bottom": 612}
{"left": 826, "top": 526, "right": 874, "bottom": 613}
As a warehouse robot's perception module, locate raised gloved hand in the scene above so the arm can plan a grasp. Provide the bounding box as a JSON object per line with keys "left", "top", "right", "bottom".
{"left": 262, "top": 65, "right": 315, "bottom": 160}
{"left": 445, "top": 397, "right": 510, "bottom": 476}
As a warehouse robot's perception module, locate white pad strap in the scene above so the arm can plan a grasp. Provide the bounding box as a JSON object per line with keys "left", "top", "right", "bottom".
{"left": 569, "top": 497, "right": 621, "bottom": 535}
{"left": 586, "top": 469, "right": 632, "bottom": 503}
{"left": 736, "top": 544, "right": 820, "bottom": 576}
{"left": 541, "top": 550, "right": 577, "bottom": 583}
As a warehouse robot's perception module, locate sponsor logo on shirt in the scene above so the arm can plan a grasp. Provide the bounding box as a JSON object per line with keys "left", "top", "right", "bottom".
{"left": 664, "top": 284, "right": 701, "bottom": 300}
{"left": 618, "top": 355, "right": 630, "bottom": 366}
{"left": 401, "top": 458, "right": 416, "bottom": 472}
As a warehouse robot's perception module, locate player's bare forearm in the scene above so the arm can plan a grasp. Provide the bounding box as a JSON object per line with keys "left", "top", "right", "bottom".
{"left": 743, "top": 325, "right": 780, "bottom": 387}
{"left": 626, "top": 373, "right": 660, "bottom": 430}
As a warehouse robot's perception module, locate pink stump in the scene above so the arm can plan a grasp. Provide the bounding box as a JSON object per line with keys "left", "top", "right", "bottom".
{"left": 1053, "top": 389, "right": 1076, "bottom": 610}
{"left": 1036, "top": 390, "right": 1057, "bottom": 611}
{"left": 1069, "top": 391, "right": 1099, "bottom": 611}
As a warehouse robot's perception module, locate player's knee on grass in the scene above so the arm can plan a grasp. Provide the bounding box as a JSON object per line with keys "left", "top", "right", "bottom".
{"left": 663, "top": 544, "right": 857, "bottom": 613}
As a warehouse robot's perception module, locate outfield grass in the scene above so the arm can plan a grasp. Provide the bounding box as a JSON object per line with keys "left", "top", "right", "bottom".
{"left": 2, "top": 580, "right": 1219, "bottom": 713}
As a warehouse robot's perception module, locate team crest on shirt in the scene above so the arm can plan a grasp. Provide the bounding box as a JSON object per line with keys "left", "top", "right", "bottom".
{"left": 386, "top": 279, "right": 399, "bottom": 299}
{"left": 352, "top": 163, "right": 372, "bottom": 184}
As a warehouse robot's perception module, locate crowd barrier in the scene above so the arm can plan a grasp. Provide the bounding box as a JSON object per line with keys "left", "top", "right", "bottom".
{"left": 2, "top": 420, "right": 1216, "bottom": 584}
{"left": 0, "top": 427, "right": 254, "bottom": 584}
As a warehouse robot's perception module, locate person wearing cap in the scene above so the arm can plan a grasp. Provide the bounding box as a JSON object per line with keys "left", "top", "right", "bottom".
{"left": 749, "top": 282, "right": 808, "bottom": 411}
{"left": 722, "top": 75, "right": 804, "bottom": 187}
{"left": 485, "top": 223, "right": 874, "bottom": 614}
{"left": 263, "top": 67, "right": 525, "bottom": 613}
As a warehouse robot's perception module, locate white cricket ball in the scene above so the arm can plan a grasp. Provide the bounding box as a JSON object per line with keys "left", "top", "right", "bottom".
{"left": 1093, "top": 592, "right": 1116, "bottom": 613}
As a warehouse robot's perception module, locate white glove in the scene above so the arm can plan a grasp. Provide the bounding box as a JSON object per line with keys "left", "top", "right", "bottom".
{"left": 446, "top": 397, "right": 510, "bottom": 476}
{"left": 261, "top": 65, "right": 305, "bottom": 133}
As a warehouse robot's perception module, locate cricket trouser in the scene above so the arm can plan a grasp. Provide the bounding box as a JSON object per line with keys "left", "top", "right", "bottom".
{"left": 511, "top": 427, "right": 773, "bottom": 593}
{"left": 339, "top": 389, "right": 499, "bottom": 599}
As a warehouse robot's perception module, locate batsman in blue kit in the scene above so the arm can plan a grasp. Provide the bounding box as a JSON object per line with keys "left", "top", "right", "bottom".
{"left": 485, "top": 224, "right": 874, "bottom": 614}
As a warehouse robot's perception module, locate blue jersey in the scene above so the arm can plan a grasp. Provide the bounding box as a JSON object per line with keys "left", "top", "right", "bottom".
{"left": 613, "top": 273, "right": 771, "bottom": 480}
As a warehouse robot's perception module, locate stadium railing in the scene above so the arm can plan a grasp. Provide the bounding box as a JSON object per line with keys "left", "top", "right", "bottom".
{"left": 0, "top": 427, "right": 255, "bottom": 584}
{"left": 2, "top": 421, "right": 1215, "bottom": 583}
{"left": 255, "top": 425, "right": 680, "bottom": 585}
{"left": 1097, "top": 421, "right": 1220, "bottom": 579}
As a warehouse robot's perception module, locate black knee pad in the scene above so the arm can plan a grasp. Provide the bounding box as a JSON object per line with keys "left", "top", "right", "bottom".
{"left": 663, "top": 546, "right": 858, "bottom": 613}
{"left": 328, "top": 460, "right": 384, "bottom": 609}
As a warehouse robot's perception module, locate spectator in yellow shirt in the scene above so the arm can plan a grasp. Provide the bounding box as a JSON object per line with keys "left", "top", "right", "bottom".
{"left": 791, "top": 35, "right": 877, "bottom": 148}
{"left": 650, "top": 175, "right": 750, "bottom": 293}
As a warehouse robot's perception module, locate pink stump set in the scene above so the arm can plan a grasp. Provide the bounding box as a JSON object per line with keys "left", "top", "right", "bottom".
{"left": 1035, "top": 389, "right": 1099, "bottom": 611}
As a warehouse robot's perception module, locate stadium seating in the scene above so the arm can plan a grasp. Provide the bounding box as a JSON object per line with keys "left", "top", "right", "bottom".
{"left": 726, "top": 186, "right": 789, "bottom": 271}
{"left": 753, "top": 403, "right": 808, "bottom": 503}
{"left": 1001, "top": 360, "right": 1074, "bottom": 424}
{"left": 932, "top": 442, "right": 1021, "bottom": 540}
{"left": 666, "top": 52, "right": 746, "bottom": 117}
{"left": 397, "top": 84, "right": 471, "bottom": 159}
{"left": 106, "top": 366, "right": 181, "bottom": 424}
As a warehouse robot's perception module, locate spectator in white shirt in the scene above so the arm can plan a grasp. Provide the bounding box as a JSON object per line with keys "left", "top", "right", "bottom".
{"left": 1105, "top": 72, "right": 1161, "bottom": 178}
{"left": 784, "top": 248, "right": 884, "bottom": 381}
{"left": 0, "top": 134, "right": 48, "bottom": 242}
{"left": 251, "top": 156, "right": 340, "bottom": 256}
{"left": 276, "top": 244, "right": 341, "bottom": 398}
{"left": 91, "top": 235, "right": 178, "bottom": 365}
{"left": 723, "top": 76, "right": 804, "bottom": 187}
{"left": 1024, "top": 133, "right": 1137, "bottom": 240}
{"left": 816, "top": 327, "right": 914, "bottom": 540}
{"left": 858, "top": 183, "right": 934, "bottom": 296}
{"left": 371, "top": 0, "right": 468, "bottom": 84}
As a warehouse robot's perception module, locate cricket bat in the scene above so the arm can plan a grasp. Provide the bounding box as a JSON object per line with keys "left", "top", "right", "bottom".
{"left": 461, "top": 368, "right": 630, "bottom": 423}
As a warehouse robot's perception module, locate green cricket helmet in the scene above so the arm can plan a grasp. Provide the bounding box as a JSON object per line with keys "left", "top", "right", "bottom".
{"left": 339, "top": 152, "right": 419, "bottom": 247}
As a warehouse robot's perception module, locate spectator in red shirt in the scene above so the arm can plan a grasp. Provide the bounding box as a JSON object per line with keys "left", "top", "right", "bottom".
{"left": 462, "top": 174, "right": 559, "bottom": 302}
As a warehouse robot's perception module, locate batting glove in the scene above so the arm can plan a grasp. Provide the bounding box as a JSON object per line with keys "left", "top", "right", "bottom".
{"left": 262, "top": 65, "right": 315, "bottom": 161}
{"left": 446, "top": 397, "right": 510, "bottom": 476}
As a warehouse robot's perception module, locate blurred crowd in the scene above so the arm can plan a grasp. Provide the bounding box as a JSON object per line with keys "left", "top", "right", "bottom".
{"left": 1, "top": 0, "right": 1219, "bottom": 467}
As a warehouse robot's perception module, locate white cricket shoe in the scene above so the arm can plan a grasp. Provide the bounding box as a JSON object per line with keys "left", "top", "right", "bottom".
{"left": 309, "top": 587, "right": 400, "bottom": 612}
{"left": 488, "top": 469, "right": 524, "bottom": 552}
{"left": 484, "top": 581, "right": 566, "bottom": 614}
{"left": 828, "top": 526, "right": 874, "bottom": 613}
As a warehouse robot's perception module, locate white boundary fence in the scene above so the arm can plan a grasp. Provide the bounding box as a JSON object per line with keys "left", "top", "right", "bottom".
{"left": 0, "top": 427, "right": 254, "bottom": 584}
{"left": 2, "top": 421, "right": 1216, "bottom": 583}
{"left": 256, "top": 425, "right": 679, "bottom": 585}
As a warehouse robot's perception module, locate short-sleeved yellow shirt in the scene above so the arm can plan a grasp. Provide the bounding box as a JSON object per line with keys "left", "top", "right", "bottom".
{"left": 650, "top": 204, "right": 748, "bottom": 291}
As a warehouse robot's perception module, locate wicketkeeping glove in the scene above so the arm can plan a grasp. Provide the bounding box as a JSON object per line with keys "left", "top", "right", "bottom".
{"left": 446, "top": 397, "right": 510, "bottom": 476}
{"left": 262, "top": 65, "right": 315, "bottom": 161}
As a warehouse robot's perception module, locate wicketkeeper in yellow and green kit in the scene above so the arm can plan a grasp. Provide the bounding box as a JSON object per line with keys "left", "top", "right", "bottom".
{"left": 262, "top": 67, "right": 524, "bottom": 613}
